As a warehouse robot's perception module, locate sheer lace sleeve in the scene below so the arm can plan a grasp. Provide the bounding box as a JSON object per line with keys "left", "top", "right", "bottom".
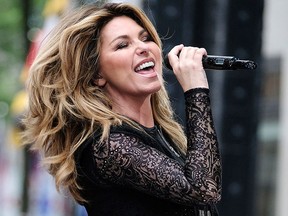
{"left": 89, "top": 88, "right": 221, "bottom": 205}
{"left": 184, "top": 88, "right": 221, "bottom": 202}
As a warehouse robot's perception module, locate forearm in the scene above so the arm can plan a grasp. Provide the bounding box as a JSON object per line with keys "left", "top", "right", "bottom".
{"left": 184, "top": 88, "right": 222, "bottom": 202}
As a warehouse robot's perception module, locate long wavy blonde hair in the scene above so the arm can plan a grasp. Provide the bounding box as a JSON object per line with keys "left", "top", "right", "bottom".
{"left": 22, "top": 2, "right": 187, "bottom": 203}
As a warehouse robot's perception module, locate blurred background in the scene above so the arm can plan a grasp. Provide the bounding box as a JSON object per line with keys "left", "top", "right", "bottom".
{"left": 0, "top": 0, "right": 287, "bottom": 215}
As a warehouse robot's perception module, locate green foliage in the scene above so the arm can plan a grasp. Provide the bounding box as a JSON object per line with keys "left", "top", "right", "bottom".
{"left": 0, "top": 0, "right": 44, "bottom": 103}
{"left": 0, "top": 0, "right": 43, "bottom": 122}
{"left": 0, "top": 0, "right": 25, "bottom": 104}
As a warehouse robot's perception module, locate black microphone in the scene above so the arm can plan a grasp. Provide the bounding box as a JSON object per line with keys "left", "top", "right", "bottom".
{"left": 164, "top": 54, "right": 257, "bottom": 70}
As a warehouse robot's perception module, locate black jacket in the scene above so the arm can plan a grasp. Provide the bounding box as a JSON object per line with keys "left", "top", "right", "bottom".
{"left": 75, "top": 88, "right": 221, "bottom": 216}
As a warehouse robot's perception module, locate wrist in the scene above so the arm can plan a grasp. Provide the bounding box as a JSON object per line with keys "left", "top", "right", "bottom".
{"left": 180, "top": 70, "right": 209, "bottom": 92}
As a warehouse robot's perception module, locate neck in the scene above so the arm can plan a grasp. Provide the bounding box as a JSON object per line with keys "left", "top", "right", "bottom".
{"left": 112, "top": 95, "right": 154, "bottom": 128}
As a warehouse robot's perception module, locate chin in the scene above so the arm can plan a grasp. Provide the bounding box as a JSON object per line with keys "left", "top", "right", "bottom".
{"left": 151, "top": 84, "right": 162, "bottom": 94}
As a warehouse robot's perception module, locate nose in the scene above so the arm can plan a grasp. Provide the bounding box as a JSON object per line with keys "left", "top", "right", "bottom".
{"left": 136, "top": 41, "right": 149, "bottom": 56}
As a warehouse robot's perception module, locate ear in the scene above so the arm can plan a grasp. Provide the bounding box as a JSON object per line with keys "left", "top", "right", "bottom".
{"left": 94, "top": 74, "right": 107, "bottom": 87}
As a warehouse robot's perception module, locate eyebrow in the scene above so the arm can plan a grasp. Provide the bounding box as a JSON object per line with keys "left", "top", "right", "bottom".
{"left": 109, "top": 29, "right": 148, "bottom": 45}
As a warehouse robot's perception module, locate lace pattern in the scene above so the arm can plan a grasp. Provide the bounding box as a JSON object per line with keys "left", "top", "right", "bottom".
{"left": 184, "top": 88, "right": 221, "bottom": 203}
{"left": 77, "top": 88, "right": 221, "bottom": 215}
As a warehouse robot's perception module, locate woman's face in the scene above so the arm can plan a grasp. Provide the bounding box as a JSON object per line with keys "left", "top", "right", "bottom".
{"left": 98, "top": 16, "right": 162, "bottom": 102}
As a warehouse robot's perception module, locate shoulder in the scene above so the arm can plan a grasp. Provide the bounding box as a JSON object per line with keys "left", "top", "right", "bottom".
{"left": 75, "top": 123, "right": 152, "bottom": 160}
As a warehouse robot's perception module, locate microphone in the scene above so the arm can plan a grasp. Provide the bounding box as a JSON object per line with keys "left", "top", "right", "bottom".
{"left": 164, "top": 54, "right": 257, "bottom": 70}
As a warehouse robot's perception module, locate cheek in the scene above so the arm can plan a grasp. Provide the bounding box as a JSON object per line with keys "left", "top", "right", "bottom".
{"left": 156, "top": 54, "right": 163, "bottom": 74}
{"left": 99, "top": 55, "right": 120, "bottom": 78}
{"left": 153, "top": 46, "right": 162, "bottom": 66}
{"left": 99, "top": 55, "right": 131, "bottom": 85}
{"left": 101, "top": 52, "right": 131, "bottom": 72}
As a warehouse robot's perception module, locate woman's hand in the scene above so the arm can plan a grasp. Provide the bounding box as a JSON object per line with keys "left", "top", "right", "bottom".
{"left": 166, "top": 44, "right": 209, "bottom": 92}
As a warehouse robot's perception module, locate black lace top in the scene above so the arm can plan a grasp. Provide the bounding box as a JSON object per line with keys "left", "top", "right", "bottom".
{"left": 75, "top": 88, "right": 222, "bottom": 216}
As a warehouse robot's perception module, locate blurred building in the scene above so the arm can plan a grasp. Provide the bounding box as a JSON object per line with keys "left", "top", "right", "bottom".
{"left": 262, "top": 1, "right": 288, "bottom": 216}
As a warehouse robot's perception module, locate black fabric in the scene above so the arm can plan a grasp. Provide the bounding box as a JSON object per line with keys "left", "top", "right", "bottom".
{"left": 75, "top": 88, "right": 221, "bottom": 216}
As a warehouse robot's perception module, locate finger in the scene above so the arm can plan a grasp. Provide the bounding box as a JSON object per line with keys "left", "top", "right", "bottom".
{"left": 194, "top": 48, "right": 207, "bottom": 62}
{"left": 178, "top": 46, "right": 200, "bottom": 62}
{"left": 169, "top": 44, "right": 184, "bottom": 56}
{"left": 192, "top": 48, "right": 207, "bottom": 69}
{"left": 167, "top": 44, "right": 184, "bottom": 69}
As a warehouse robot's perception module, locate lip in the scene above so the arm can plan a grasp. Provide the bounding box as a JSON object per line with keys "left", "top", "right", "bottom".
{"left": 134, "top": 58, "right": 155, "bottom": 72}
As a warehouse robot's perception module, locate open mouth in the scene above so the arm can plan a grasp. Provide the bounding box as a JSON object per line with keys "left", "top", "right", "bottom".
{"left": 135, "top": 61, "right": 155, "bottom": 72}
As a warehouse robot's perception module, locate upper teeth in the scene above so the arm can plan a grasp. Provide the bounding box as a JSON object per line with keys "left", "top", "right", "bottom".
{"left": 135, "top": 61, "right": 155, "bottom": 71}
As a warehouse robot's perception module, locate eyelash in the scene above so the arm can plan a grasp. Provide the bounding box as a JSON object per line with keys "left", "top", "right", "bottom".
{"left": 142, "top": 34, "right": 153, "bottom": 42}
{"left": 115, "top": 34, "right": 153, "bottom": 50}
{"left": 116, "top": 42, "right": 128, "bottom": 50}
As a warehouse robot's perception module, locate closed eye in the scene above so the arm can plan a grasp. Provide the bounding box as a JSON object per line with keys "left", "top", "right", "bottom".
{"left": 116, "top": 41, "right": 129, "bottom": 50}
{"left": 141, "top": 32, "right": 153, "bottom": 42}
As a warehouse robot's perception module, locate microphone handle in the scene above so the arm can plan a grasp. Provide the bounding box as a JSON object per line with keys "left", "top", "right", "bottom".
{"left": 202, "top": 55, "right": 236, "bottom": 70}
{"left": 164, "top": 54, "right": 257, "bottom": 70}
